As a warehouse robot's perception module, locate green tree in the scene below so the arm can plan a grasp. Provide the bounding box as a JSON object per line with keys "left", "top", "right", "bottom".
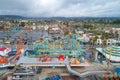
{"left": 40, "top": 38, "right": 44, "bottom": 42}
{"left": 103, "top": 40, "right": 106, "bottom": 46}
{"left": 57, "top": 36, "right": 61, "bottom": 40}
{"left": 0, "top": 25, "right": 4, "bottom": 30}
{"left": 20, "top": 22, "right": 25, "bottom": 27}
{"left": 93, "top": 36, "right": 98, "bottom": 44}
{"left": 64, "top": 30, "right": 69, "bottom": 36}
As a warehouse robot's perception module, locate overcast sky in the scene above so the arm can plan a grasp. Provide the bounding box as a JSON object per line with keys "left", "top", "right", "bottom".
{"left": 0, "top": 0, "right": 120, "bottom": 17}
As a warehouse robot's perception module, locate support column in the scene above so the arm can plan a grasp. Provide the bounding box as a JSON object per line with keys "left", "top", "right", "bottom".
{"left": 94, "top": 51, "right": 98, "bottom": 62}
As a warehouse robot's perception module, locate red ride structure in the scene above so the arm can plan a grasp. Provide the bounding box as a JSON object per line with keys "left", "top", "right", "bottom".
{"left": 0, "top": 56, "right": 8, "bottom": 64}
{"left": 12, "top": 36, "right": 24, "bottom": 62}
{"left": 58, "top": 54, "right": 65, "bottom": 61}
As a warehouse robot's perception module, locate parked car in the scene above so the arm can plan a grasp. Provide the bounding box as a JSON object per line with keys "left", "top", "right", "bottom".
{"left": 55, "top": 74, "right": 62, "bottom": 80}
{"left": 42, "top": 74, "right": 62, "bottom": 80}
{"left": 13, "top": 68, "right": 35, "bottom": 76}
{"left": 12, "top": 75, "right": 23, "bottom": 80}
{"left": 36, "top": 67, "right": 42, "bottom": 74}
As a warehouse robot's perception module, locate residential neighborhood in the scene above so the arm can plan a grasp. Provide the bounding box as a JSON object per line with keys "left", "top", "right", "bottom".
{"left": 0, "top": 0, "right": 120, "bottom": 80}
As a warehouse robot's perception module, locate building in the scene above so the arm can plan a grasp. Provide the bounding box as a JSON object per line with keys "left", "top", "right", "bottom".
{"left": 75, "top": 29, "right": 84, "bottom": 34}
{"left": 96, "top": 39, "right": 102, "bottom": 45}
{"left": 32, "top": 23, "right": 37, "bottom": 30}
{"left": 44, "top": 25, "right": 49, "bottom": 31}
{"left": 113, "top": 38, "right": 120, "bottom": 45}
{"left": 102, "top": 46, "right": 120, "bottom": 62}
{"left": 48, "top": 24, "right": 61, "bottom": 34}
{"left": 104, "top": 27, "right": 112, "bottom": 33}
{"left": 82, "top": 34, "right": 90, "bottom": 43}
{"left": 106, "top": 39, "right": 116, "bottom": 45}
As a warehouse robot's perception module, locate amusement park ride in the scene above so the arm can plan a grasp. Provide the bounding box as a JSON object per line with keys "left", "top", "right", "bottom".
{"left": 24, "top": 34, "right": 86, "bottom": 65}
{"left": 38, "top": 54, "right": 52, "bottom": 62}
{"left": 29, "top": 34, "right": 85, "bottom": 57}
{"left": 12, "top": 36, "right": 24, "bottom": 62}
{"left": 0, "top": 47, "right": 10, "bottom": 64}
{"left": 0, "top": 36, "right": 24, "bottom": 64}
{"left": 58, "top": 54, "right": 65, "bottom": 61}
{"left": 0, "top": 34, "right": 113, "bottom": 79}
{"left": 0, "top": 56, "right": 8, "bottom": 64}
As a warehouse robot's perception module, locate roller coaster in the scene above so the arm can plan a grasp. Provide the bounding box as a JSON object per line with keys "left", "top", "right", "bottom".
{"left": 27, "top": 34, "right": 86, "bottom": 57}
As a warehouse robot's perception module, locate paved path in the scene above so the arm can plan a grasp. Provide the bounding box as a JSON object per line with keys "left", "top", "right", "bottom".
{"left": 17, "top": 55, "right": 111, "bottom": 78}
{"left": 0, "top": 48, "right": 112, "bottom": 78}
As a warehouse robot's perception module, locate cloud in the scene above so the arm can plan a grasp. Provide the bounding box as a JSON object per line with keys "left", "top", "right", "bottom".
{"left": 0, "top": 0, "right": 120, "bottom": 17}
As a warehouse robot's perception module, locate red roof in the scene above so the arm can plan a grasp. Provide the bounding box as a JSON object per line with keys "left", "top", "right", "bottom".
{"left": 0, "top": 47, "right": 6, "bottom": 51}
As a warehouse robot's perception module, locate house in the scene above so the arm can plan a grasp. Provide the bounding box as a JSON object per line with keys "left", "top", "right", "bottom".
{"left": 106, "top": 39, "right": 116, "bottom": 45}
{"left": 104, "top": 27, "right": 112, "bottom": 33}
{"left": 87, "top": 33, "right": 95, "bottom": 39}
{"left": 44, "top": 25, "right": 49, "bottom": 31}
{"left": 48, "top": 24, "right": 61, "bottom": 34}
{"left": 75, "top": 29, "right": 84, "bottom": 34}
{"left": 96, "top": 39, "right": 102, "bottom": 45}
{"left": 112, "top": 28, "right": 120, "bottom": 31}
{"left": 82, "top": 34, "right": 90, "bottom": 43}
{"left": 32, "top": 23, "right": 37, "bottom": 30}
{"left": 113, "top": 38, "right": 120, "bottom": 45}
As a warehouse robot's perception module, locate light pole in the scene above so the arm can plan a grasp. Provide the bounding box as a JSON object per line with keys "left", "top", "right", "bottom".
{"left": 107, "top": 48, "right": 112, "bottom": 73}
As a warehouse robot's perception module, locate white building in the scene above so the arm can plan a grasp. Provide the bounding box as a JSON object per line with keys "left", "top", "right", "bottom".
{"left": 106, "top": 39, "right": 116, "bottom": 45}
{"left": 82, "top": 34, "right": 90, "bottom": 43}
{"left": 37, "top": 25, "right": 44, "bottom": 30}
{"left": 75, "top": 29, "right": 84, "bottom": 34}
{"left": 113, "top": 38, "right": 120, "bottom": 44}
{"left": 32, "top": 25, "right": 37, "bottom": 30}
{"left": 96, "top": 39, "right": 102, "bottom": 45}
{"left": 44, "top": 25, "right": 49, "bottom": 31}
{"left": 112, "top": 28, "right": 120, "bottom": 31}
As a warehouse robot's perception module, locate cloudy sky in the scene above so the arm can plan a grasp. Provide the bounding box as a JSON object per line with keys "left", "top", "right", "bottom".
{"left": 0, "top": 0, "right": 120, "bottom": 17}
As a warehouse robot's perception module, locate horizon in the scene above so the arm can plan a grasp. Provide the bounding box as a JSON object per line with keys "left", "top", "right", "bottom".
{"left": 1, "top": 15, "right": 120, "bottom": 18}
{"left": 0, "top": 0, "right": 120, "bottom": 17}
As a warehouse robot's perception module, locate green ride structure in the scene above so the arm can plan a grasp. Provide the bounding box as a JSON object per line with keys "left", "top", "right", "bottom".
{"left": 27, "top": 34, "right": 86, "bottom": 57}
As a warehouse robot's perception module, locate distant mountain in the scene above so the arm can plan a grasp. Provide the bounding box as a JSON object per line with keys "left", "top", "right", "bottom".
{"left": 0, "top": 15, "right": 120, "bottom": 20}
{"left": 0, "top": 15, "right": 26, "bottom": 20}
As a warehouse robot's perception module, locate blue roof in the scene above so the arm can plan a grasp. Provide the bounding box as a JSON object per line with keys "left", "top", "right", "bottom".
{"left": 114, "top": 68, "right": 120, "bottom": 74}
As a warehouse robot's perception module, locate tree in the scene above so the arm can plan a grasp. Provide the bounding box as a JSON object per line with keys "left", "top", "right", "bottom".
{"left": 104, "top": 33, "right": 110, "bottom": 39}
{"left": 0, "top": 25, "right": 4, "bottom": 30}
{"left": 25, "top": 32, "right": 28, "bottom": 37}
{"left": 20, "top": 22, "right": 25, "bottom": 27}
{"left": 114, "top": 31, "right": 119, "bottom": 38}
{"left": 57, "top": 36, "right": 61, "bottom": 40}
{"left": 64, "top": 30, "right": 69, "bottom": 36}
{"left": 72, "top": 30, "right": 76, "bottom": 34}
{"left": 102, "top": 32, "right": 110, "bottom": 40}
{"left": 40, "top": 38, "right": 44, "bottom": 42}
{"left": 93, "top": 36, "right": 99, "bottom": 44}
{"left": 103, "top": 40, "right": 106, "bottom": 46}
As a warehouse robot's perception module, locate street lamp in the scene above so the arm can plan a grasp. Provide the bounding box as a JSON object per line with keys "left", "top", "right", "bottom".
{"left": 107, "top": 48, "right": 112, "bottom": 73}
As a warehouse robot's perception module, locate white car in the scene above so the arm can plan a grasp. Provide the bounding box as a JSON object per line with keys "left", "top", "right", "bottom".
{"left": 12, "top": 75, "right": 23, "bottom": 80}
